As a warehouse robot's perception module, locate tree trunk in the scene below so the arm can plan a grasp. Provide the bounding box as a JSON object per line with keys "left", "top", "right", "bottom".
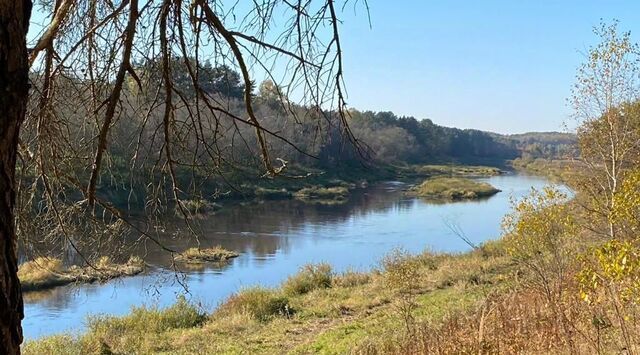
{"left": 0, "top": 0, "right": 31, "bottom": 353}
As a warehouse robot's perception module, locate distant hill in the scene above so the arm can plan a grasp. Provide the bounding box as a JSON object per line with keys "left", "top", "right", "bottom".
{"left": 497, "top": 131, "right": 578, "bottom": 159}
{"left": 346, "top": 110, "right": 577, "bottom": 165}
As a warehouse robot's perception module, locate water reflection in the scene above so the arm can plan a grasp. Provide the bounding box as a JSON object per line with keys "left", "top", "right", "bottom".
{"left": 23, "top": 174, "right": 564, "bottom": 339}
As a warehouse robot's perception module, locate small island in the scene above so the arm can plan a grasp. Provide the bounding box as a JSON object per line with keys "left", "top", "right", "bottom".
{"left": 293, "top": 186, "right": 350, "bottom": 204}
{"left": 175, "top": 247, "right": 240, "bottom": 264}
{"left": 407, "top": 177, "right": 501, "bottom": 200}
{"left": 19, "top": 256, "right": 145, "bottom": 292}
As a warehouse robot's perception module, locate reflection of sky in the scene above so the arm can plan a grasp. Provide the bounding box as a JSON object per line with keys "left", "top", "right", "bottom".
{"left": 23, "top": 174, "right": 563, "bottom": 339}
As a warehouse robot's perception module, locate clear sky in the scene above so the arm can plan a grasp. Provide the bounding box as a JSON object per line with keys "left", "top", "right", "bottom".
{"left": 338, "top": 1, "right": 640, "bottom": 134}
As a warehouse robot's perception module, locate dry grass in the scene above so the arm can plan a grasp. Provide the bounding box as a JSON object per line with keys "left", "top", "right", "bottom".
{"left": 333, "top": 270, "right": 371, "bottom": 288}
{"left": 18, "top": 257, "right": 64, "bottom": 286}
{"left": 293, "top": 186, "right": 349, "bottom": 203}
{"left": 175, "top": 247, "right": 239, "bottom": 264}
{"left": 412, "top": 164, "right": 503, "bottom": 177}
{"left": 282, "top": 263, "right": 333, "bottom": 296}
{"left": 18, "top": 256, "right": 145, "bottom": 292}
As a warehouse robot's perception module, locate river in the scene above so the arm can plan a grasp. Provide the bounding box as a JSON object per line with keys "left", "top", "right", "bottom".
{"left": 23, "top": 174, "right": 562, "bottom": 339}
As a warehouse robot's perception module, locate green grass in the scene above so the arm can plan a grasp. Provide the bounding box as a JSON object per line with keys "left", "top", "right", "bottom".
{"left": 217, "top": 287, "right": 293, "bottom": 322}
{"left": 24, "top": 243, "right": 515, "bottom": 354}
{"left": 407, "top": 177, "right": 501, "bottom": 200}
{"left": 410, "top": 164, "right": 503, "bottom": 177}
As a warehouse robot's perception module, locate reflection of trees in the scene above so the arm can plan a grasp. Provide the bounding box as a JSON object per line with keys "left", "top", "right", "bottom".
{"left": 125, "top": 183, "right": 411, "bottom": 266}
{"left": 22, "top": 183, "right": 413, "bottom": 270}
{"left": 22, "top": 281, "right": 103, "bottom": 310}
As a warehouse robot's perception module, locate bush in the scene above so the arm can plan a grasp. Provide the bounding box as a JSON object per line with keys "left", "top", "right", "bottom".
{"left": 478, "top": 239, "right": 508, "bottom": 258}
{"left": 22, "top": 335, "right": 82, "bottom": 355}
{"left": 219, "top": 287, "right": 292, "bottom": 322}
{"left": 334, "top": 270, "right": 371, "bottom": 287}
{"left": 382, "top": 249, "right": 421, "bottom": 293}
{"left": 283, "top": 263, "right": 333, "bottom": 296}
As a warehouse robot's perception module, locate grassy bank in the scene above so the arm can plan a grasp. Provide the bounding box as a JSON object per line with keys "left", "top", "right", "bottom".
{"left": 407, "top": 177, "right": 501, "bottom": 200}
{"left": 510, "top": 157, "right": 577, "bottom": 181}
{"left": 23, "top": 241, "right": 514, "bottom": 354}
{"left": 163, "top": 163, "right": 506, "bottom": 214}
{"left": 406, "top": 164, "right": 503, "bottom": 178}
{"left": 19, "top": 256, "right": 145, "bottom": 292}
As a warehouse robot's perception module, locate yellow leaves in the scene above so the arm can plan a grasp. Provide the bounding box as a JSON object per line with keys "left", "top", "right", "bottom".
{"left": 502, "top": 186, "right": 574, "bottom": 263}
{"left": 611, "top": 169, "right": 640, "bottom": 234}
{"left": 578, "top": 240, "right": 640, "bottom": 306}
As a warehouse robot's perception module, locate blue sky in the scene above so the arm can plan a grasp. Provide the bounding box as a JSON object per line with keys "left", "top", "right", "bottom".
{"left": 28, "top": 1, "right": 640, "bottom": 134}
{"left": 337, "top": 1, "right": 640, "bottom": 133}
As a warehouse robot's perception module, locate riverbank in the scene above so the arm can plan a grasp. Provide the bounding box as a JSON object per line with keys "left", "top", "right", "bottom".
{"left": 19, "top": 256, "right": 145, "bottom": 292}
{"left": 23, "top": 240, "right": 515, "bottom": 354}
{"left": 510, "top": 157, "right": 577, "bottom": 182}
{"left": 21, "top": 173, "right": 552, "bottom": 343}
{"left": 175, "top": 163, "right": 507, "bottom": 211}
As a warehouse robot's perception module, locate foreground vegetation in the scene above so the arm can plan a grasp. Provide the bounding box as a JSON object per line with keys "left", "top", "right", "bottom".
{"left": 407, "top": 177, "right": 501, "bottom": 201}
{"left": 23, "top": 243, "right": 516, "bottom": 354}
{"left": 18, "top": 257, "right": 144, "bottom": 292}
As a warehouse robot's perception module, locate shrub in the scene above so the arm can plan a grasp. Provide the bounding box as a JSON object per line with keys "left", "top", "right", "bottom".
{"left": 283, "top": 263, "right": 333, "bottom": 296}
{"left": 478, "top": 239, "right": 508, "bottom": 258}
{"left": 381, "top": 249, "right": 422, "bottom": 335}
{"left": 382, "top": 249, "right": 421, "bottom": 293}
{"left": 219, "top": 287, "right": 292, "bottom": 322}
{"left": 22, "top": 335, "right": 82, "bottom": 355}
{"left": 334, "top": 270, "right": 371, "bottom": 287}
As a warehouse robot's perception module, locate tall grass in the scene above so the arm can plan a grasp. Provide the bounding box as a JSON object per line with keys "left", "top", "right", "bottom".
{"left": 283, "top": 263, "right": 333, "bottom": 296}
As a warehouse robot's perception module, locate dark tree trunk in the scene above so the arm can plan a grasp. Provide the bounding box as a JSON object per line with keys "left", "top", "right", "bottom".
{"left": 0, "top": 0, "right": 31, "bottom": 353}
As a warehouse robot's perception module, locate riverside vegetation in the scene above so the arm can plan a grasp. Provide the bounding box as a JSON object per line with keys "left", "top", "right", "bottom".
{"left": 21, "top": 21, "right": 640, "bottom": 353}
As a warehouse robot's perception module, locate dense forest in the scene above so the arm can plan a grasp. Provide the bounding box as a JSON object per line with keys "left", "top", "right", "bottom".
{"left": 94, "top": 59, "right": 577, "bottom": 168}
{"left": 24, "top": 60, "right": 576, "bottom": 213}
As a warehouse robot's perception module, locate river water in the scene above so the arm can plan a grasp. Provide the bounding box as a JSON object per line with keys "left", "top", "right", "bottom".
{"left": 23, "top": 174, "right": 561, "bottom": 339}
